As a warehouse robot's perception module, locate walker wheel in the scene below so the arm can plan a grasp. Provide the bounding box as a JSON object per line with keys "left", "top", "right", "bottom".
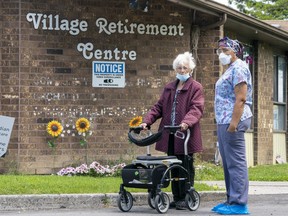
{"left": 185, "top": 189, "right": 200, "bottom": 211}
{"left": 117, "top": 191, "right": 133, "bottom": 212}
{"left": 155, "top": 192, "right": 170, "bottom": 214}
{"left": 148, "top": 191, "right": 156, "bottom": 209}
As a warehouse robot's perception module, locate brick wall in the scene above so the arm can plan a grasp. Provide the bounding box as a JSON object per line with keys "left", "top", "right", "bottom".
{"left": 1, "top": 0, "right": 221, "bottom": 174}
{"left": 192, "top": 14, "right": 222, "bottom": 161}
{"left": 254, "top": 43, "right": 274, "bottom": 164}
{"left": 0, "top": 0, "right": 21, "bottom": 173}
{"left": 2, "top": 0, "right": 281, "bottom": 173}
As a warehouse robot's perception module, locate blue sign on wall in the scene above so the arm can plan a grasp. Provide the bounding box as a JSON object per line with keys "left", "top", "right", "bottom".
{"left": 92, "top": 61, "right": 125, "bottom": 88}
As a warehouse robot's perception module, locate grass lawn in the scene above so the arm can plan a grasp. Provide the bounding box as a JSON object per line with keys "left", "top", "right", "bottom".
{"left": 195, "top": 162, "right": 288, "bottom": 181}
{"left": 0, "top": 163, "right": 287, "bottom": 195}
{"left": 0, "top": 175, "right": 212, "bottom": 195}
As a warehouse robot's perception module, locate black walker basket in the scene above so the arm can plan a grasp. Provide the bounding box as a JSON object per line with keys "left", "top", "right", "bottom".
{"left": 121, "top": 163, "right": 170, "bottom": 189}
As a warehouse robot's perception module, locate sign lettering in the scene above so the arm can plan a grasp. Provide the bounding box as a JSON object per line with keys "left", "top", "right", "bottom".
{"left": 0, "top": 116, "right": 15, "bottom": 157}
{"left": 92, "top": 61, "right": 125, "bottom": 88}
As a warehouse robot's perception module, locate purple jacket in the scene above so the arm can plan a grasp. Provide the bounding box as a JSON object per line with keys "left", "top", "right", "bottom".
{"left": 143, "top": 78, "right": 204, "bottom": 155}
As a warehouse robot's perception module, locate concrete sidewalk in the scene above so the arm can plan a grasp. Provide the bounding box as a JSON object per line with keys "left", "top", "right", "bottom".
{"left": 0, "top": 181, "right": 288, "bottom": 211}
{"left": 201, "top": 181, "right": 288, "bottom": 195}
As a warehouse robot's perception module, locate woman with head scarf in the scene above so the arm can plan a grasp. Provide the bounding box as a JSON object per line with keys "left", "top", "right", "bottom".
{"left": 212, "top": 37, "right": 253, "bottom": 215}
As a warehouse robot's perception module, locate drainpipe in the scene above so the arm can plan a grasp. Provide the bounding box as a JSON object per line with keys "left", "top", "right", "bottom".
{"left": 200, "top": 13, "right": 227, "bottom": 30}
{"left": 191, "top": 12, "right": 227, "bottom": 79}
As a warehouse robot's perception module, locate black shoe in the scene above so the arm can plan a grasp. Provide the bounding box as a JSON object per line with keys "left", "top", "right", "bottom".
{"left": 169, "top": 201, "right": 176, "bottom": 209}
{"left": 176, "top": 200, "right": 187, "bottom": 210}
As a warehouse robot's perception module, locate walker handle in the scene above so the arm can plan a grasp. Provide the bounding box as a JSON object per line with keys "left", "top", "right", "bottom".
{"left": 129, "top": 125, "right": 150, "bottom": 133}
{"left": 164, "top": 125, "right": 181, "bottom": 133}
{"left": 164, "top": 125, "right": 190, "bottom": 155}
{"left": 184, "top": 129, "right": 190, "bottom": 155}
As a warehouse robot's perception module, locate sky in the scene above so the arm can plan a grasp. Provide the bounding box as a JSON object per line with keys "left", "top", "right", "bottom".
{"left": 213, "top": 0, "right": 229, "bottom": 5}
{"left": 212, "top": 0, "right": 238, "bottom": 10}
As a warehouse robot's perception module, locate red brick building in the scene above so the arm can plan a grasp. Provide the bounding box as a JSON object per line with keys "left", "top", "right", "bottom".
{"left": 1, "top": 0, "right": 287, "bottom": 174}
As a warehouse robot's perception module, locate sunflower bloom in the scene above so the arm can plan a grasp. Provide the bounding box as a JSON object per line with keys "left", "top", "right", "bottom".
{"left": 75, "top": 117, "right": 91, "bottom": 146}
{"left": 129, "top": 116, "right": 142, "bottom": 127}
{"left": 47, "top": 120, "right": 63, "bottom": 148}
{"left": 47, "top": 120, "right": 63, "bottom": 137}
{"left": 76, "top": 118, "right": 91, "bottom": 133}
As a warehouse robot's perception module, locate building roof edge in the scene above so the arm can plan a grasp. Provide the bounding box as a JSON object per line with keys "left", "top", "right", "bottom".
{"left": 168, "top": 0, "right": 288, "bottom": 48}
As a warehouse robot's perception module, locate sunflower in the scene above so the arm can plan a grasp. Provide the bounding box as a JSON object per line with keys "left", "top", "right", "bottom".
{"left": 76, "top": 117, "right": 91, "bottom": 133}
{"left": 47, "top": 120, "right": 63, "bottom": 148}
{"left": 129, "top": 116, "right": 143, "bottom": 127}
{"left": 47, "top": 120, "right": 63, "bottom": 137}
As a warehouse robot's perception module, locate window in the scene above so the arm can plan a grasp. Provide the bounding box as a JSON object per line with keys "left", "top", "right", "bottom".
{"left": 273, "top": 56, "right": 287, "bottom": 131}
{"left": 243, "top": 45, "right": 254, "bottom": 130}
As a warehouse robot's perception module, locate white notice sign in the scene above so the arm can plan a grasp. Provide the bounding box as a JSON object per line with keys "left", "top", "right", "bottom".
{"left": 0, "top": 115, "right": 15, "bottom": 157}
{"left": 92, "top": 61, "right": 125, "bottom": 88}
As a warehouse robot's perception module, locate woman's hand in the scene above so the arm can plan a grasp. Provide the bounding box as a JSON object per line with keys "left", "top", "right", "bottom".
{"left": 139, "top": 123, "right": 148, "bottom": 130}
{"left": 180, "top": 122, "right": 189, "bottom": 131}
{"left": 227, "top": 124, "right": 237, "bottom": 133}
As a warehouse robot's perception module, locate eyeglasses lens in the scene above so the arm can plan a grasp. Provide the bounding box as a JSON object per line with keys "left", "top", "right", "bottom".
{"left": 177, "top": 66, "right": 188, "bottom": 70}
{"left": 216, "top": 48, "right": 229, "bottom": 55}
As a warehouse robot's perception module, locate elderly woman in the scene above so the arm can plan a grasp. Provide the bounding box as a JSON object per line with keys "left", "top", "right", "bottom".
{"left": 140, "top": 52, "right": 204, "bottom": 210}
{"left": 212, "top": 37, "right": 253, "bottom": 215}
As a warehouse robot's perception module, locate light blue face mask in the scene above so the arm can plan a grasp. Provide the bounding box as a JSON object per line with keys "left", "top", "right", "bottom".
{"left": 176, "top": 73, "right": 190, "bottom": 82}
{"left": 219, "top": 53, "right": 232, "bottom": 65}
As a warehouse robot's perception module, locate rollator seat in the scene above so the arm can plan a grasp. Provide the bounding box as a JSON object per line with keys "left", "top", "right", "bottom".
{"left": 136, "top": 155, "right": 177, "bottom": 161}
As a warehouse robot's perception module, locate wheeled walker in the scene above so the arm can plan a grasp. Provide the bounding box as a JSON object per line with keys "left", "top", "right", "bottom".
{"left": 117, "top": 125, "right": 200, "bottom": 214}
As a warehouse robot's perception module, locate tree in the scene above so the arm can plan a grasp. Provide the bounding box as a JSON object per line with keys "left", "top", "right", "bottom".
{"left": 228, "top": 0, "right": 288, "bottom": 20}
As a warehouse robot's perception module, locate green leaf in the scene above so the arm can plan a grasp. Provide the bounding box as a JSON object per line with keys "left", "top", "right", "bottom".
{"left": 48, "top": 140, "right": 55, "bottom": 148}
{"left": 80, "top": 140, "right": 87, "bottom": 146}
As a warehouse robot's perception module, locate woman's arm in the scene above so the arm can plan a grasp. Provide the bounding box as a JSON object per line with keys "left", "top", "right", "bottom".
{"left": 228, "top": 82, "right": 247, "bottom": 132}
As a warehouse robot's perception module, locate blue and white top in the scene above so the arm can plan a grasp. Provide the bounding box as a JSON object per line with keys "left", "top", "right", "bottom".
{"left": 215, "top": 59, "right": 253, "bottom": 124}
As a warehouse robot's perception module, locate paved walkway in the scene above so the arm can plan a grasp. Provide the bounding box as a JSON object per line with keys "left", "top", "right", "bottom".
{"left": 201, "top": 181, "right": 288, "bottom": 195}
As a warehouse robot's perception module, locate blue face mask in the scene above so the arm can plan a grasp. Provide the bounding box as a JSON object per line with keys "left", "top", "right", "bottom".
{"left": 176, "top": 73, "right": 190, "bottom": 82}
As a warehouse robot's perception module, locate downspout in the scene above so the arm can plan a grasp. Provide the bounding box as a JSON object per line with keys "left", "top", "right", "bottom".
{"left": 17, "top": 0, "right": 21, "bottom": 172}
{"left": 191, "top": 13, "right": 227, "bottom": 79}
{"left": 200, "top": 13, "right": 227, "bottom": 31}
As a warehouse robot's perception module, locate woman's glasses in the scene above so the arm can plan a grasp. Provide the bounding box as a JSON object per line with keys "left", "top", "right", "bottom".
{"left": 216, "top": 48, "right": 231, "bottom": 55}
{"left": 177, "top": 66, "right": 188, "bottom": 70}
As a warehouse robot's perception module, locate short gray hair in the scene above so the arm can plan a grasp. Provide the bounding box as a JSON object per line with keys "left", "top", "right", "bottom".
{"left": 172, "top": 52, "right": 196, "bottom": 71}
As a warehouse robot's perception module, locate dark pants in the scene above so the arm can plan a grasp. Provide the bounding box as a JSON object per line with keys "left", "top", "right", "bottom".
{"left": 168, "top": 134, "right": 195, "bottom": 202}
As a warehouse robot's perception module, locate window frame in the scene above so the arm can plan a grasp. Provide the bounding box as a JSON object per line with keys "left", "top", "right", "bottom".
{"left": 273, "top": 55, "right": 287, "bottom": 132}
{"left": 242, "top": 45, "right": 254, "bottom": 131}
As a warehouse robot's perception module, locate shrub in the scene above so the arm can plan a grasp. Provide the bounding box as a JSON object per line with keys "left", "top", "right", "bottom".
{"left": 57, "top": 161, "right": 126, "bottom": 177}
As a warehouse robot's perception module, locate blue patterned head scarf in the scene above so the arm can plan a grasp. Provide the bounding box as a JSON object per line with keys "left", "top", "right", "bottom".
{"left": 218, "top": 37, "right": 244, "bottom": 57}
